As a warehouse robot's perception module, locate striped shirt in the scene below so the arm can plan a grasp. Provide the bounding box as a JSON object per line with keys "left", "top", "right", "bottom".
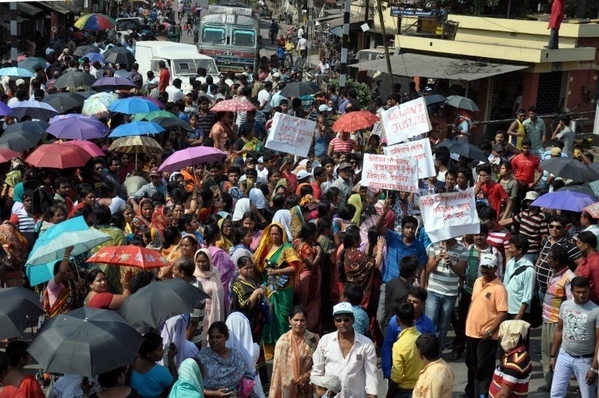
{"left": 489, "top": 345, "right": 531, "bottom": 398}
{"left": 487, "top": 225, "right": 511, "bottom": 273}
{"left": 329, "top": 137, "right": 355, "bottom": 154}
{"left": 542, "top": 266, "right": 575, "bottom": 323}
{"left": 10, "top": 205, "right": 35, "bottom": 233}
{"left": 426, "top": 242, "right": 468, "bottom": 297}
{"left": 513, "top": 209, "right": 548, "bottom": 254}
{"left": 536, "top": 236, "right": 582, "bottom": 291}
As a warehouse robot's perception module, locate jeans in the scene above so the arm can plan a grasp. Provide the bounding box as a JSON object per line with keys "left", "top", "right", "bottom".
{"left": 550, "top": 347, "right": 597, "bottom": 398}
{"left": 465, "top": 337, "right": 498, "bottom": 398}
{"left": 393, "top": 389, "right": 413, "bottom": 398}
{"left": 425, "top": 291, "right": 456, "bottom": 355}
{"left": 541, "top": 322, "right": 558, "bottom": 389}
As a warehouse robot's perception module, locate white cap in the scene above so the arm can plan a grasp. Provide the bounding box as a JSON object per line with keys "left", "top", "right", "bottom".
{"left": 272, "top": 72, "right": 281, "bottom": 78}
{"left": 332, "top": 302, "right": 354, "bottom": 316}
{"left": 183, "top": 89, "right": 193, "bottom": 95}
{"left": 480, "top": 253, "right": 498, "bottom": 268}
{"left": 15, "top": 79, "right": 25, "bottom": 86}
{"left": 296, "top": 170, "right": 311, "bottom": 180}
{"left": 318, "top": 104, "right": 332, "bottom": 112}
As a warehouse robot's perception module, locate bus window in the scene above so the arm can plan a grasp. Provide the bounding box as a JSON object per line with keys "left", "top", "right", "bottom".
{"left": 232, "top": 29, "right": 255, "bottom": 47}
{"left": 202, "top": 27, "right": 226, "bottom": 44}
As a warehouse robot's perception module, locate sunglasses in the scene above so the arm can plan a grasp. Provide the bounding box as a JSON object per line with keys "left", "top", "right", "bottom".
{"left": 334, "top": 317, "right": 352, "bottom": 323}
{"left": 549, "top": 225, "right": 563, "bottom": 230}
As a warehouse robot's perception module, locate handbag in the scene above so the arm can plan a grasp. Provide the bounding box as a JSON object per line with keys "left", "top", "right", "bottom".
{"left": 239, "top": 376, "right": 256, "bottom": 398}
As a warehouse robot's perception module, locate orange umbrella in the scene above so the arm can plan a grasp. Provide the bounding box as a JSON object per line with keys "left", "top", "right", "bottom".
{"left": 584, "top": 202, "right": 599, "bottom": 219}
{"left": 25, "top": 142, "right": 92, "bottom": 169}
{"left": 87, "top": 246, "right": 170, "bottom": 269}
{"left": 332, "top": 110, "right": 379, "bottom": 133}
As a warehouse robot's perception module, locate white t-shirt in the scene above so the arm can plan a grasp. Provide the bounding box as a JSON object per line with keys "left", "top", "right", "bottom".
{"left": 257, "top": 89, "right": 271, "bottom": 111}
{"left": 165, "top": 85, "right": 184, "bottom": 103}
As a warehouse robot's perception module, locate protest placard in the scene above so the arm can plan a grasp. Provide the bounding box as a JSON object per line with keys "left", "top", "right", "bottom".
{"left": 419, "top": 188, "right": 480, "bottom": 243}
{"left": 381, "top": 97, "right": 432, "bottom": 146}
{"left": 383, "top": 138, "right": 435, "bottom": 179}
{"left": 362, "top": 154, "right": 418, "bottom": 193}
{"left": 265, "top": 113, "right": 316, "bottom": 157}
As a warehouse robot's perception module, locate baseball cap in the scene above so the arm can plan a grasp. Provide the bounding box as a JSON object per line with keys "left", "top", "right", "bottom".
{"left": 338, "top": 161, "right": 352, "bottom": 170}
{"left": 318, "top": 104, "right": 332, "bottom": 112}
{"left": 551, "top": 147, "right": 562, "bottom": 156}
{"left": 272, "top": 72, "right": 281, "bottom": 78}
{"left": 332, "top": 302, "right": 354, "bottom": 316}
{"left": 15, "top": 79, "right": 25, "bottom": 86}
{"left": 296, "top": 170, "right": 311, "bottom": 180}
{"left": 480, "top": 253, "right": 498, "bottom": 268}
{"left": 524, "top": 191, "right": 539, "bottom": 202}
{"left": 148, "top": 167, "right": 160, "bottom": 177}
{"left": 183, "top": 89, "right": 193, "bottom": 95}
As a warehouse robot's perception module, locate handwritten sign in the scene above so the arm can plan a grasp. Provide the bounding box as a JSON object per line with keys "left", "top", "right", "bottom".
{"left": 362, "top": 154, "right": 418, "bottom": 192}
{"left": 383, "top": 138, "right": 435, "bottom": 179}
{"left": 265, "top": 113, "right": 316, "bottom": 157}
{"left": 381, "top": 96, "right": 432, "bottom": 146}
{"left": 420, "top": 188, "right": 480, "bottom": 243}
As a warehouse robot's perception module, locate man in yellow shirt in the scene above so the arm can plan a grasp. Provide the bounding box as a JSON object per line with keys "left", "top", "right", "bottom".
{"left": 413, "top": 334, "right": 455, "bottom": 398}
{"left": 387, "top": 302, "right": 424, "bottom": 398}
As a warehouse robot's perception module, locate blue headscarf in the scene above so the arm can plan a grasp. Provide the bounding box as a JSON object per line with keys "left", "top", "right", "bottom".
{"left": 168, "top": 358, "right": 204, "bottom": 398}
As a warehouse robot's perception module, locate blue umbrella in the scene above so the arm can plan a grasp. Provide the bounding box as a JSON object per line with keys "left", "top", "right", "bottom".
{"left": 26, "top": 260, "right": 56, "bottom": 286}
{"left": 26, "top": 216, "right": 111, "bottom": 266}
{"left": 0, "top": 67, "right": 34, "bottom": 78}
{"left": 109, "top": 121, "right": 165, "bottom": 138}
{"left": 84, "top": 52, "right": 105, "bottom": 63}
{"left": 530, "top": 191, "right": 596, "bottom": 212}
{"left": 108, "top": 97, "right": 161, "bottom": 115}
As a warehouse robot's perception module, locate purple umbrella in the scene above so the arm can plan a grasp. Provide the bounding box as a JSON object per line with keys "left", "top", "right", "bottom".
{"left": 84, "top": 52, "right": 105, "bottom": 63}
{"left": 46, "top": 117, "right": 109, "bottom": 140}
{"left": 0, "top": 101, "right": 11, "bottom": 116}
{"left": 158, "top": 147, "right": 227, "bottom": 173}
{"left": 143, "top": 97, "right": 165, "bottom": 109}
{"left": 92, "top": 77, "right": 136, "bottom": 92}
{"left": 530, "top": 191, "right": 596, "bottom": 212}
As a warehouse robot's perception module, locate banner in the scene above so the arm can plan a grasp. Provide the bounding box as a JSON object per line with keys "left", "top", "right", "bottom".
{"left": 381, "top": 96, "right": 432, "bottom": 146}
{"left": 594, "top": 103, "right": 599, "bottom": 135}
{"left": 383, "top": 138, "right": 435, "bottom": 179}
{"left": 265, "top": 113, "right": 316, "bottom": 157}
{"left": 362, "top": 154, "right": 418, "bottom": 193}
{"left": 420, "top": 188, "right": 480, "bottom": 243}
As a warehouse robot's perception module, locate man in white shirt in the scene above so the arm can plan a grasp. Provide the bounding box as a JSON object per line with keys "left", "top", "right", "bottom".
{"left": 311, "top": 302, "right": 378, "bottom": 398}
{"left": 297, "top": 37, "right": 307, "bottom": 59}
{"left": 257, "top": 81, "right": 272, "bottom": 112}
{"left": 165, "top": 78, "right": 184, "bottom": 103}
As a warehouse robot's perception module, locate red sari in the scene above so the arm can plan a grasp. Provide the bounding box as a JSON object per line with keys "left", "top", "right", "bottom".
{"left": 292, "top": 240, "right": 321, "bottom": 333}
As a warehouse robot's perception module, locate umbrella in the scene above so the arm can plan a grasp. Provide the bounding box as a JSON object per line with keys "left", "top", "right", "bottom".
{"left": 108, "top": 97, "right": 161, "bottom": 115}
{"left": 0, "top": 121, "right": 47, "bottom": 151}
{"left": 109, "top": 136, "right": 163, "bottom": 155}
{"left": 18, "top": 57, "right": 47, "bottom": 72}
{"left": 424, "top": 94, "right": 447, "bottom": 106}
{"left": 437, "top": 140, "right": 488, "bottom": 162}
{"left": 330, "top": 26, "right": 343, "bottom": 37}
{"left": 103, "top": 47, "right": 136, "bottom": 66}
{"left": 142, "top": 97, "right": 165, "bottom": 109}
{"left": 43, "top": 92, "right": 86, "bottom": 113}
{"left": 134, "top": 110, "right": 176, "bottom": 121}
{"left": 119, "top": 278, "right": 209, "bottom": 331}
{"left": 445, "top": 95, "right": 480, "bottom": 112}
{"left": 74, "top": 45, "right": 101, "bottom": 57}
{"left": 159, "top": 146, "right": 227, "bottom": 173}
{"left": 584, "top": 203, "right": 599, "bottom": 219}
{"left": 28, "top": 307, "right": 143, "bottom": 378}
{"left": 71, "top": 140, "right": 105, "bottom": 157}
{"left": 556, "top": 183, "right": 598, "bottom": 198}
{"left": 46, "top": 117, "right": 108, "bottom": 140}
{"left": 109, "top": 121, "right": 165, "bottom": 138}
{"left": 279, "top": 81, "right": 321, "bottom": 98}
{"left": 54, "top": 71, "right": 97, "bottom": 90}
{"left": 151, "top": 116, "right": 193, "bottom": 131}
{"left": 0, "top": 287, "right": 44, "bottom": 339}
{"left": 74, "top": 13, "right": 117, "bottom": 31}
{"left": 9, "top": 100, "right": 58, "bottom": 121}
{"left": 82, "top": 92, "right": 119, "bottom": 117}
{"left": 0, "top": 67, "right": 34, "bottom": 78}
{"left": 4, "top": 120, "right": 49, "bottom": 135}
{"left": 531, "top": 191, "right": 596, "bottom": 212}
{"left": 25, "top": 142, "right": 93, "bottom": 169}
{"left": 27, "top": 216, "right": 111, "bottom": 266}
{"left": 87, "top": 246, "right": 170, "bottom": 269}
{"left": 0, "top": 101, "right": 12, "bottom": 116}
{"left": 114, "top": 70, "right": 132, "bottom": 80}
{"left": 540, "top": 157, "right": 599, "bottom": 182}
{"left": 589, "top": 163, "right": 599, "bottom": 174}
{"left": 210, "top": 98, "right": 256, "bottom": 113}
{"left": 92, "top": 77, "right": 136, "bottom": 92}
{"left": 332, "top": 110, "right": 379, "bottom": 133}
{"left": 0, "top": 148, "right": 19, "bottom": 163}
{"left": 84, "top": 52, "right": 105, "bottom": 63}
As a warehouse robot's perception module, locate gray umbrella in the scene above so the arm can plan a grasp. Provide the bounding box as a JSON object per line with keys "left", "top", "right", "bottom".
{"left": 541, "top": 157, "right": 599, "bottom": 182}
{"left": 0, "top": 287, "right": 43, "bottom": 339}
{"left": 28, "top": 307, "right": 143, "bottom": 378}
{"left": 54, "top": 71, "right": 97, "bottom": 90}
{"left": 103, "top": 47, "right": 136, "bottom": 67}
{"left": 445, "top": 95, "right": 480, "bottom": 112}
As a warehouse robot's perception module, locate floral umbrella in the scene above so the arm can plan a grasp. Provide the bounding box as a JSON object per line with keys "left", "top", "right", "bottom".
{"left": 82, "top": 92, "right": 119, "bottom": 117}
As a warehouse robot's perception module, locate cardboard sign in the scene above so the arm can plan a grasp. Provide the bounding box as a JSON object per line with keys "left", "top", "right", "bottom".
{"left": 265, "top": 113, "right": 316, "bottom": 157}
{"left": 362, "top": 154, "right": 418, "bottom": 192}
{"left": 383, "top": 138, "right": 435, "bottom": 179}
{"left": 381, "top": 96, "right": 432, "bottom": 146}
{"left": 420, "top": 188, "right": 480, "bottom": 243}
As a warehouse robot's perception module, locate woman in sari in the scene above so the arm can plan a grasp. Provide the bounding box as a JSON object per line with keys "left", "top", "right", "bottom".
{"left": 194, "top": 248, "right": 225, "bottom": 348}
{"left": 131, "top": 198, "right": 154, "bottom": 236}
{"left": 269, "top": 306, "right": 319, "bottom": 398}
{"left": 42, "top": 247, "right": 87, "bottom": 318}
{"left": 204, "top": 223, "right": 235, "bottom": 311}
{"left": 85, "top": 269, "right": 132, "bottom": 310}
{"left": 252, "top": 222, "right": 301, "bottom": 360}
{"left": 0, "top": 221, "right": 28, "bottom": 288}
{"left": 292, "top": 224, "right": 322, "bottom": 333}
{"left": 168, "top": 359, "right": 203, "bottom": 398}
{"left": 289, "top": 195, "right": 315, "bottom": 240}
{"left": 215, "top": 217, "right": 234, "bottom": 253}
{"left": 239, "top": 212, "right": 264, "bottom": 253}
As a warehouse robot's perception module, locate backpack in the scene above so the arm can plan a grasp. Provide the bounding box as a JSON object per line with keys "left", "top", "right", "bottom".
{"left": 508, "top": 265, "right": 543, "bottom": 328}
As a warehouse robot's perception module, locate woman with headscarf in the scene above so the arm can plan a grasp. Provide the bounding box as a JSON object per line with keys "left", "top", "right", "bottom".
{"left": 292, "top": 223, "right": 322, "bottom": 333}
{"left": 131, "top": 198, "right": 154, "bottom": 236}
{"left": 161, "top": 314, "right": 199, "bottom": 368}
{"left": 252, "top": 222, "right": 301, "bottom": 360}
{"left": 204, "top": 223, "right": 235, "bottom": 311}
{"left": 215, "top": 217, "right": 234, "bottom": 254}
{"left": 272, "top": 209, "right": 293, "bottom": 242}
{"left": 289, "top": 195, "right": 316, "bottom": 240}
{"left": 0, "top": 221, "right": 28, "bottom": 288}
{"left": 194, "top": 248, "right": 225, "bottom": 348}
{"left": 249, "top": 188, "right": 267, "bottom": 214}
{"left": 168, "top": 359, "right": 204, "bottom": 398}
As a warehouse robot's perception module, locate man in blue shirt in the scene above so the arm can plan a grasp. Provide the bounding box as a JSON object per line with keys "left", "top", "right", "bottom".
{"left": 382, "top": 287, "right": 435, "bottom": 379}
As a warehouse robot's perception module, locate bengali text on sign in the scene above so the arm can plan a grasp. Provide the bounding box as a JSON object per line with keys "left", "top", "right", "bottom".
{"left": 381, "top": 96, "right": 432, "bottom": 146}
{"left": 265, "top": 113, "right": 316, "bottom": 157}
{"left": 419, "top": 188, "right": 480, "bottom": 242}
{"left": 383, "top": 138, "right": 435, "bottom": 179}
{"left": 362, "top": 154, "right": 418, "bottom": 193}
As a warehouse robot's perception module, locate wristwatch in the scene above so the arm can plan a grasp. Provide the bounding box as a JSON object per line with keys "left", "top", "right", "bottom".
{"left": 591, "top": 368, "right": 599, "bottom": 374}
{"left": 486, "top": 330, "right": 493, "bottom": 337}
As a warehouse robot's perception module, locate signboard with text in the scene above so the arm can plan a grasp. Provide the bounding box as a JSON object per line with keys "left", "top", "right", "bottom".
{"left": 265, "top": 113, "right": 316, "bottom": 157}
{"left": 420, "top": 188, "right": 480, "bottom": 242}
{"left": 380, "top": 96, "right": 432, "bottom": 146}
{"left": 383, "top": 138, "right": 435, "bottom": 179}
{"left": 362, "top": 154, "right": 418, "bottom": 193}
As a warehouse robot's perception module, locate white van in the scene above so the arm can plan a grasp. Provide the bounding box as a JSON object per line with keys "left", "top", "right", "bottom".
{"left": 135, "top": 41, "right": 220, "bottom": 90}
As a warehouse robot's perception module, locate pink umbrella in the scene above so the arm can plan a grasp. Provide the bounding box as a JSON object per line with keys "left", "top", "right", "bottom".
{"left": 70, "top": 140, "right": 105, "bottom": 157}
{"left": 25, "top": 142, "right": 92, "bottom": 169}
{"left": 158, "top": 147, "right": 227, "bottom": 173}
{"left": 143, "top": 97, "right": 165, "bottom": 109}
{"left": 210, "top": 98, "right": 256, "bottom": 113}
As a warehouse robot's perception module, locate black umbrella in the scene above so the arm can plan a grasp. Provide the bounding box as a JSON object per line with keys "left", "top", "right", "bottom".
{"left": 540, "top": 157, "right": 599, "bottom": 182}
{"left": 0, "top": 287, "right": 44, "bottom": 339}
{"left": 556, "top": 183, "right": 599, "bottom": 198}
{"left": 103, "top": 47, "right": 136, "bottom": 66}
{"left": 437, "top": 140, "right": 488, "bottom": 162}
{"left": 28, "top": 307, "right": 143, "bottom": 378}
{"left": 54, "top": 71, "right": 97, "bottom": 90}
{"left": 279, "top": 81, "right": 321, "bottom": 98}
{"left": 589, "top": 162, "right": 599, "bottom": 174}
{"left": 0, "top": 121, "right": 48, "bottom": 151}
{"left": 152, "top": 116, "right": 193, "bottom": 131}
{"left": 4, "top": 120, "right": 49, "bottom": 135}
{"left": 74, "top": 45, "right": 101, "bottom": 57}
{"left": 43, "top": 93, "right": 86, "bottom": 113}
{"left": 119, "top": 278, "right": 209, "bottom": 331}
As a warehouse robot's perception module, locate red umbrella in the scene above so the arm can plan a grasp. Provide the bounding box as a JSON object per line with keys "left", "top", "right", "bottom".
{"left": 210, "top": 98, "right": 256, "bottom": 113}
{"left": 87, "top": 246, "right": 170, "bottom": 269}
{"left": 25, "top": 142, "right": 92, "bottom": 169}
{"left": 332, "top": 110, "right": 379, "bottom": 133}
{"left": 70, "top": 140, "right": 105, "bottom": 157}
{"left": 0, "top": 148, "right": 20, "bottom": 163}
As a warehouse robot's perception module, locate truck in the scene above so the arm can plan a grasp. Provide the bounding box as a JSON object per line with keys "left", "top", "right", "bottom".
{"left": 135, "top": 41, "right": 220, "bottom": 90}
{"left": 197, "top": 4, "right": 260, "bottom": 73}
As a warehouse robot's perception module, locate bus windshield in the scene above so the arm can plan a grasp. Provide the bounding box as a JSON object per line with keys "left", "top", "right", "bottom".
{"left": 202, "top": 27, "right": 226, "bottom": 44}
{"left": 232, "top": 29, "right": 255, "bottom": 47}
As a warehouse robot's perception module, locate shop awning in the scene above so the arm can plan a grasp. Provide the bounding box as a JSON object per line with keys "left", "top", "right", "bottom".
{"left": 38, "top": 1, "right": 79, "bottom": 15}
{"left": 17, "top": 3, "right": 44, "bottom": 17}
{"left": 349, "top": 53, "right": 529, "bottom": 81}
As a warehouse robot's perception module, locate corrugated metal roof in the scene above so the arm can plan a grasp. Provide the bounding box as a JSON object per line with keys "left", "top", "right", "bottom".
{"left": 349, "top": 53, "right": 529, "bottom": 81}
{"left": 38, "top": 1, "right": 79, "bottom": 15}
{"left": 17, "top": 2, "right": 44, "bottom": 17}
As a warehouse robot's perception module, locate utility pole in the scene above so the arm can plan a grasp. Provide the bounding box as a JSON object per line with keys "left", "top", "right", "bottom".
{"left": 307, "top": 0, "right": 313, "bottom": 61}
{"left": 10, "top": 2, "right": 17, "bottom": 67}
{"left": 339, "top": 0, "right": 351, "bottom": 88}
{"left": 376, "top": 0, "right": 394, "bottom": 89}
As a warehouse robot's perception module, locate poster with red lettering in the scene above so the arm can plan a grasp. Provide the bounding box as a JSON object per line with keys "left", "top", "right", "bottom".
{"left": 419, "top": 188, "right": 480, "bottom": 242}
{"left": 383, "top": 138, "right": 435, "bottom": 179}
{"left": 265, "top": 113, "right": 316, "bottom": 157}
{"left": 381, "top": 97, "right": 432, "bottom": 146}
{"left": 361, "top": 154, "right": 418, "bottom": 193}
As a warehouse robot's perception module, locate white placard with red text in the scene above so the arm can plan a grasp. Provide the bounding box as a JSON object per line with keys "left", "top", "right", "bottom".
{"left": 362, "top": 154, "right": 418, "bottom": 193}
{"left": 381, "top": 97, "right": 432, "bottom": 146}
{"left": 265, "top": 113, "right": 316, "bottom": 157}
{"left": 420, "top": 188, "right": 480, "bottom": 243}
{"left": 383, "top": 138, "right": 435, "bottom": 179}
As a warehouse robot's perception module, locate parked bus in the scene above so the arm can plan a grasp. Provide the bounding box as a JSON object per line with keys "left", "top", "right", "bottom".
{"left": 197, "top": 4, "right": 260, "bottom": 73}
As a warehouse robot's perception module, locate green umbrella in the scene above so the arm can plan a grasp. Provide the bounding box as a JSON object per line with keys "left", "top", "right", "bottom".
{"left": 18, "top": 57, "right": 47, "bottom": 72}
{"left": 134, "top": 110, "right": 177, "bottom": 121}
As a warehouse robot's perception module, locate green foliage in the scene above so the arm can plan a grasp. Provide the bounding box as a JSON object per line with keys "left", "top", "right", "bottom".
{"left": 328, "top": 78, "right": 372, "bottom": 107}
